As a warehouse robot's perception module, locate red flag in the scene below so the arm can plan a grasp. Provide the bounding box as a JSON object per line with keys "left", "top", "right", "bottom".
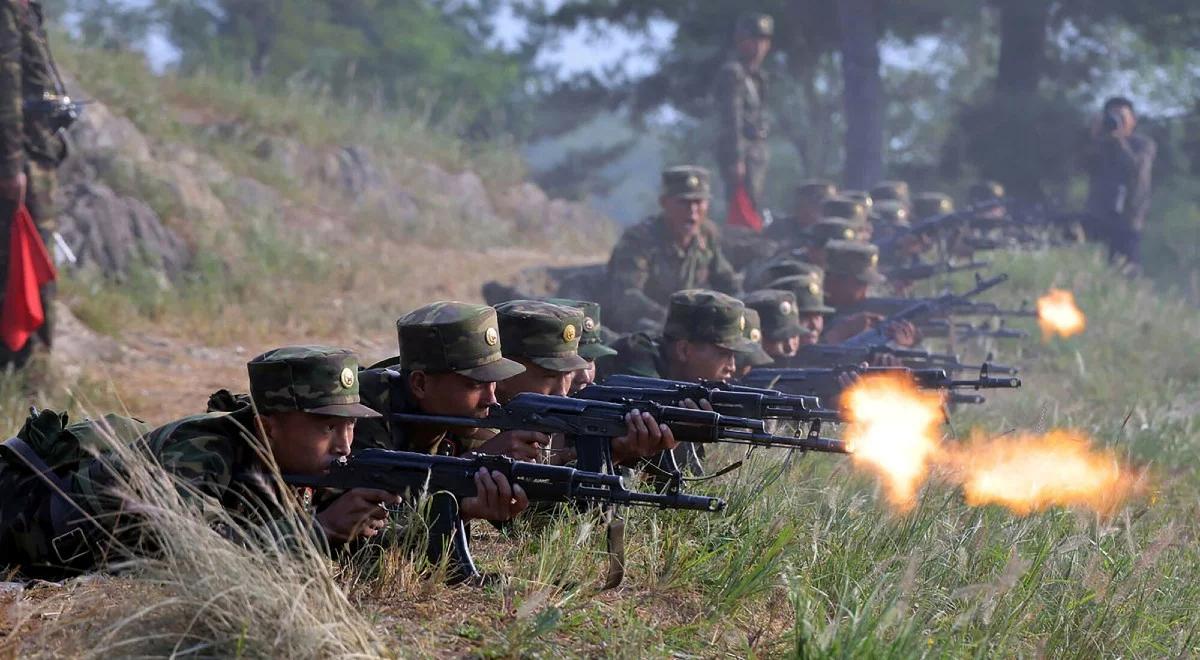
{"left": 0, "top": 204, "right": 56, "bottom": 352}
{"left": 726, "top": 184, "right": 763, "bottom": 232}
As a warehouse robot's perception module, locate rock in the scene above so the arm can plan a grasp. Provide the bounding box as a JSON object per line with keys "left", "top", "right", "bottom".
{"left": 69, "top": 100, "right": 152, "bottom": 163}
{"left": 59, "top": 181, "right": 191, "bottom": 279}
{"left": 254, "top": 135, "right": 314, "bottom": 182}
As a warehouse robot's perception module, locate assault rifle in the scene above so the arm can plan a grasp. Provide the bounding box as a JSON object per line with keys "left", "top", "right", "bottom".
{"left": 918, "top": 319, "right": 1030, "bottom": 341}
{"left": 790, "top": 343, "right": 1020, "bottom": 376}
{"left": 841, "top": 273, "right": 1010, "bottom": 348}
{"left": 595, "top": 374, "right": 838, "bottom": 423}
{"left": 885, "top": 258, "right": 990, "bottom": 283}
{"left": 284, "top": 449, "right": 723, "bottom": 584}
{"left": 878, "top": 200, "right": 1002, "bottom": 252}
{"left": 740, "top": 365, "right": 1020, "bottom": 405}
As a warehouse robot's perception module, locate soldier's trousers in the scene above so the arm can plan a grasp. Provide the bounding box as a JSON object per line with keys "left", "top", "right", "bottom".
{"left": 720, "top": 142, "right": 770, "bottom": 213}
{"left": 0, "top": 161, "right": 58, "bottom": 364}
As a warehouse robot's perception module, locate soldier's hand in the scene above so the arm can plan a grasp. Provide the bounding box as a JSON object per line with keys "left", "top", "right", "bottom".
{"left": 0, "top": 172, "right": 26, "bottom": 206}
{"left": 612, "top": 409, "right": 679, "bottom": 463}
{"left": 316, "top": 488, "right": 401, "bottom": 544}
{"left": 885, "top": 320, "right": 920, "bottom": 347}
{"left": 460, "top": 469, "right": 529, "bottom": 522}
{"left": 475, "top": 430, "right": 548, "bottom": 462}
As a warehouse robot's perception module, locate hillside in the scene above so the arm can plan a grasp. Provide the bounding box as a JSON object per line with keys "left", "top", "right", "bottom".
{"left": 1, "top": 46, "right": 1198, "bottom": 658}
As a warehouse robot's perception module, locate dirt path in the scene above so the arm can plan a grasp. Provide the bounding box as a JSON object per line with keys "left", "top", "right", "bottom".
{"left": 56, "top": 246, "right": 604, "bottom": 424}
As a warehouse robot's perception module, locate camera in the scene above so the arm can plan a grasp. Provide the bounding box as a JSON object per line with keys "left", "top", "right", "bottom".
{"left": 1102, "top": 110, "right": 1123, "bottom": 133}
{"left": 24, "top": 93, "right": 84, "bottom": 134}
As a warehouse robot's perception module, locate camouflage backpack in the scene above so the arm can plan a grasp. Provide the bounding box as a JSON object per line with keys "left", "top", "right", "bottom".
{"left": 0, "top": 408, "right": 150, "bottom": 576}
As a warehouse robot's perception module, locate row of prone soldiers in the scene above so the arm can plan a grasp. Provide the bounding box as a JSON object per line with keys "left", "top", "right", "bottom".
{"left": 0, "top": 169, "right": 1027, "bottom": 585}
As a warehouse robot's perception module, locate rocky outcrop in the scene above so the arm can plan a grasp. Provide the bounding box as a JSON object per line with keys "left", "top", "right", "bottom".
{"left": 58, "top": 180, "right": 191, "bottom": 279}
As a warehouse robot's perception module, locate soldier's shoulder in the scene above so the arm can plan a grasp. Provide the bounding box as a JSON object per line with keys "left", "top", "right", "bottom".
{"left": 614, "top": 216, "right": 662, "bottom": 246}
{"left": 144, "top": 409, "right": 259, "bottom": 462}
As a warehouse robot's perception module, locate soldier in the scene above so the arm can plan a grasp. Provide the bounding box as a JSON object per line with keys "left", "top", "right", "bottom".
{"left": 911, "top": 192, "right": 954, "bottom": 221}
{"left": 714, "top": 12, "right": 773, "bottom": 213}
{"left": 354, "top": 301, "right": 549, "bottom": 464}
{"left": 744, "top": 256, "right": 823, "bottom": 293}
{"left": 968, "top": 181, "right": 1007, "bottom": 221}
{"left": 734, "top": 307, "right": 775, "bottom": 378}
{"left": 764, "top": 179, "right": 836, "bottom": 243}
{"left": 802, "top": 218, "right": 860, "bottom": 267}
{"left": 870, "top": 199, "right": 912, "bottom": 248}
{"left": 758, "top": 277, "right": 838, "bottom": 350}
{"left": 869, "top": 181, "right": 911, "bottom": 208}
{"left": 605, "top": 166, "right": 739, "bottom": 331}
{"left": 819, "top": 242, "right": 918, "bottom": 347}
{"left": 840, "top": 190, "right": 874, "bottom": 211}
{"left": 0, "top": 0, "right": 71, "bottom": 363}
{"left": 0, "top": 346, "right": 421, "bottom": 577}
{"left": 821, "top": 196, "right": 872, "bottom": 240}
{"left": 493, "top": 300, "right": 590, "bottom": 403}
{"left": 543, "top": 298, "right": 618, "bottom": 394}
{"left": 743, "top": 289, "right": 804, "bottom": 361}
{"left": 1084, "top": 96, "right": 1156, "bottom": 269}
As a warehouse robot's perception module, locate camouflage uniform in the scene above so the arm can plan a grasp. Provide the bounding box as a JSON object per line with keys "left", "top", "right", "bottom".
{"left": 606, "top": 167, "right": 739, "bottom": 331}
{"left": 0, "top": 346, "right": 379, "bottom": 577}
{"left": 822, "top": 241, "right": 887, "bottom": 326}
{"left": 911, "top": 192, "right": 954, "bottom": 222}
{"left": 869, "top": 181, "right": 911, "bottom": 208}
{"left": 355, "top": 302, "right": 524, "bottom": 455}
{"left": 0, "top": 1, "right": 67, "bottom": 359}
{"left": 714, "top": 13, "right": 773, "bottom": 211}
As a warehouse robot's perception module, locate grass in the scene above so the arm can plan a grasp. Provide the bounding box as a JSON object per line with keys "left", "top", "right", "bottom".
{"left": 7, "top": 244, "right": 1195, "bottom": 658}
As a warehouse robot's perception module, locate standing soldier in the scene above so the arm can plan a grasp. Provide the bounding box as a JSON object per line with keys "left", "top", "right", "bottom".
{"left": 0, "top": 1, "right": 70, "bottom": 363}
{"left": 714, "top": 12, "right": 773, "bottom": 216}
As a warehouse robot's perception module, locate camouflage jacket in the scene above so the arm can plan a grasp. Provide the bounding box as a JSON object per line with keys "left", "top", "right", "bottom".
{"left": 73, "top": 405, "right": 327, "bottom": 556}
{"left": 606, "top": 216, "right": 739, "bottom": 331}
{"left": 0, "top": 1, "right": 66, "bottom": 177}
{"left": 594, "top": 332, "right": 665, "bottom": 382}
{"left": 354, "top": 366, "right": 467, "bottom": 456}
{"left": 713, "top": 58, "right": 768, "bottom": 170}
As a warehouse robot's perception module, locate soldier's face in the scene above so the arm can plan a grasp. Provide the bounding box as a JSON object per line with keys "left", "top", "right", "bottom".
{"left": 569, "top": 359, "right": 596, "bottom": 394}
{"left": 797, "top": 313, "right": 824, "bottom": 345}
{"left": 496, "top": 359, "right": 574, "bottom": 403}
{"left": 670, "top": 340, "right": 736, "bottom": 381}
{"left": 825, "top": 275, "right": 868, "bottom": 307}
{"left": 763, "top": 334, "right": 800, "bottom": 359}
{"left": 661, "top": 195, "right": 707, "bottom": 242}
{"left": 262, "top": 411, "right": 355, "bottom": 475}
{"left": 737, "top": 36, "right": 772, "bottom": 67}
{"left": 410, "top": 371, "right": 497, "bottom": 419}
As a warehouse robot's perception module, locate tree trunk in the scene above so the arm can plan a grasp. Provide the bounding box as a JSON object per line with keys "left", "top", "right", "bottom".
{"left": 995, "top": 0, "right": 1050, "bottom": 94}
{"left": 837, "top": 0, "right": 885, "bottom": 189}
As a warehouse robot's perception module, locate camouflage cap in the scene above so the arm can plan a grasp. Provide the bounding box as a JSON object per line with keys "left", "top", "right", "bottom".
{"left": 248, "top": 345, "right": 380, "bottom": 418}
{"left": 662, "top": 165, "right": 711, "bottom": 200}
{"left": 749, "top": 258, "right": 824, "bottom": 290}
{"left": 806, "top": 217, "right": 859, "bottom": 246}
{"left": 543, "top": 297, "right": 618, "bottom": 360}
{"left": 735, "top": 12, "right": 775, "bottom": 38}
{"left": 496, "top": 300, "right": 591, "bottom": 372}
{"left": 762, "top": 275, "right": 837, "bottom": 315}
{"left": 397, "top": 302, "right": 526, "bottom": 382}
{"left": 744, "top": 289, "right": 804, "bottom": 341}
{"left": 820, "top": 196, "right": 869, "bottom": 225}
{"left": 870, "top": 199, "right": 911, "bottom": 227}
{"left": 663, "top": 289, "right": 758, "bottom": 354}
{"left": 840, "top": 189, "right": 874, "bottom": 210}
{"left": 740, "top": 308, "right": 775, "bottom": 367}
{"left": 870, "top": 180, "right": 911, "bottom": 204}
{"left": 794, "top": 180, "right": 837, "bottom": 205}
{"left": 968, "top": 181, "right": 1006, "bottom": 204}
{"left": 912, "top": 192, "right": 955, "bottom": 219}
{"left": 825, "top": 240, "right": 886, "bottom": 285}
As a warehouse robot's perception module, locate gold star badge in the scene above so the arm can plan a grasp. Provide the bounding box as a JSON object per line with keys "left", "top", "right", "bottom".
{"left": 339, "top": 367, "right": 356, "bottom": 389}
{"left": 870, "top": 253, "right": 880, "bottom": 267}
{"left": 484, "top": 327, "right": 499, "bottom": 346}
{"left": 562, "top": 324, "right": 577, "bottom": 343}
{"left": 759, "top": 16, "right": 773, "bottom": 33}
{"left": 844, "top": 229, "right": 856, "bottom": 240}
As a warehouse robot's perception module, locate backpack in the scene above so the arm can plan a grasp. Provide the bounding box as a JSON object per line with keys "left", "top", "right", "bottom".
{"left": 0, "top": 408, "right": 150, "bottom": 575}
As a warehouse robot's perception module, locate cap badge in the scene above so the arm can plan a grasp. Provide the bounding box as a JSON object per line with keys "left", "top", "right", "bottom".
{"left": 808, "top": 281, "right": 821, "bottom": 296}
{"left": 583, "top": 317, "right": 596, "bottom": 333}
{"left": 870, "top": 253, "right": 880, "bottom": 267}
{"left": 562, "top": 324, "right": 578, "bottom": 343}
{"left": 484, "top": 327, "right": 499, "bottom": 346}
{"left": 339, "top": 367, "right": 356, "bottom": 389}
{"left": 738, "top": 315, "right": 746, "bottom": 331}
{"left": 759, "top": 16, "right": 772, "bottom": 32}
{"left": 686, "top": 174, "right": 700, "bottom": 190}
{"left": 779, "top": 300, "right": 793, "bottom": 316}
{"left": 750, "top": 328, "right": 762, "bottom": 342}
{"left": 844, "top": 229, "right": 856, "bottom": 240}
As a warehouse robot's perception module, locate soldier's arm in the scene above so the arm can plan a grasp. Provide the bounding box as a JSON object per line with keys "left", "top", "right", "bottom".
{"left": 0, "top": 2, "right": 23, "bottom": 179}
{"left": 1127, "top": 137, "right": 1157, "bottom": 223}
{"left": 714, "top": 65, "right": 746, "bottom": 170}
{"left": 606, "top": 236, "right": 667, "bottom": 324}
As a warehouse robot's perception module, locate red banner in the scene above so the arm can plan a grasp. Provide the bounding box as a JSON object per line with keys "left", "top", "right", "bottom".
{"left": 726, "top": 184, "right": 763, "bottom": 232}
{"left": 1, "top": 204, "right": 57, "bottom": 352}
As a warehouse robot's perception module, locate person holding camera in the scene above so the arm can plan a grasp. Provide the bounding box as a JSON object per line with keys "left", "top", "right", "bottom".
{"left": 1083, "top": 96, "right": 1157, "bottom": 272}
